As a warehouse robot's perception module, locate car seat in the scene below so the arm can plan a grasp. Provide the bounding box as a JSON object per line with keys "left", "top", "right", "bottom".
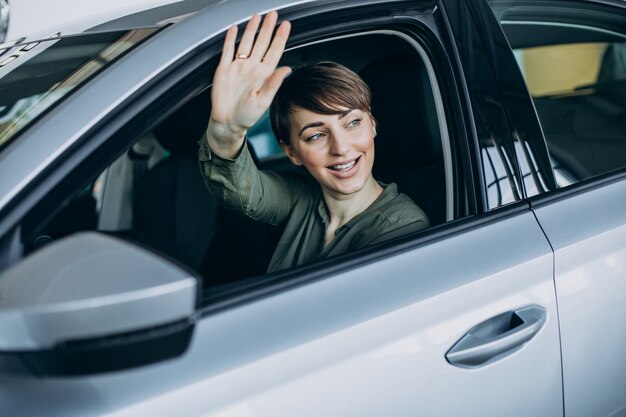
{"left": 534, "top": 44, "right": 626, "bottom": 181}
{"left": 359, "top": 54, "right": 447, "bottom": 225}
{"left": 132, "top": 91, "right": 218, "bottom": 271}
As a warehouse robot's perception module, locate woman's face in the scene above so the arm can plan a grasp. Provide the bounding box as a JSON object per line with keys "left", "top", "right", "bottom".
{"left": 280, "top": 106, "right": 377, "bottom": 199}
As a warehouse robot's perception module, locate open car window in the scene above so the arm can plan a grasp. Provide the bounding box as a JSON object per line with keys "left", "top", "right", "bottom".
{"left": 18, "top": 28, "right": 460, "bottom": 296}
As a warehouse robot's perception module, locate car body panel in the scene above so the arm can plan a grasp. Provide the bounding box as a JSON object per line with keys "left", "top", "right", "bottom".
{"left": 532, "top": 178, "right": 626, "bottom": 417}
{"left": 1, "top": 210, "right": 561, "bottom": 416}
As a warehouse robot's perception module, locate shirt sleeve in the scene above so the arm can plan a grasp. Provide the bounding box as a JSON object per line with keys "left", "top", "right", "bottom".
{"left": 197, "top": 135, "right": 306, "bottom": 226}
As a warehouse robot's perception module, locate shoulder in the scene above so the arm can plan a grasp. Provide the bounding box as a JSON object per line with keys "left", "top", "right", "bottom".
{"left": 377, "top": 185, "right": 430, "bottom": 228}
{"left": 366, "top": 186, "right": 430, "bottom": 244}
{"left": 340, "top": 184, "right": 430, "bottom": 249}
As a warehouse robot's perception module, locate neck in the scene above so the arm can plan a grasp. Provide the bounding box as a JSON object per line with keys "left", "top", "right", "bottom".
{"left": 322, "top": 176, "right": 384, "bottom": 230}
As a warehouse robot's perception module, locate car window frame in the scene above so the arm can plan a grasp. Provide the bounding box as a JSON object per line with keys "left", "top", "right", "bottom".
{"left": 438, "top": 0, "right": 538, "bottom": 210}
{"left": 0, "top": 0, "right": 528, "bottom": 313}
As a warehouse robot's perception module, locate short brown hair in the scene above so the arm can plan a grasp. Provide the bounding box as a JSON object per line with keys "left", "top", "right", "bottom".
{"left": 270, "top": 62, "right": 372, "bottom": 145}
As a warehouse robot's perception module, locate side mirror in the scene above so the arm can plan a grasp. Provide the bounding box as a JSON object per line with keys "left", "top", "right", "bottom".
{"left": 0, "top": 232, "right": 198, "bottom": 376}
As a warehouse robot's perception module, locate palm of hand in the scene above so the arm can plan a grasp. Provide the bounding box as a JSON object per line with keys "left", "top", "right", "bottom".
{"left": 212, "top": 60, "right": 279, "bottom": 131}
{"left": 209, "top": 12, "right": 291, "bottom": 141}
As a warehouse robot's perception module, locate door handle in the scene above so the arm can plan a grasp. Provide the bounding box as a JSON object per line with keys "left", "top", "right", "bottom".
{"left": 445, "top": 306, "right": 547, "bottom": 368}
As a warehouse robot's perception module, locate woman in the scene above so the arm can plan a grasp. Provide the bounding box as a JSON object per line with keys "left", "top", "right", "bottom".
{"left": 199, "top": 12, "right": 429, "bottom": 272}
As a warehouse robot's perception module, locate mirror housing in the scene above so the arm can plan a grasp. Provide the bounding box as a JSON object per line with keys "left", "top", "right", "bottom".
{"left": 0, "top": 232, "right": 198, "bottom": 376}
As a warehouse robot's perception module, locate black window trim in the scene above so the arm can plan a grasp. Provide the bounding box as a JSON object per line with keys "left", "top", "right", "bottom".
{"left": 528, "top": 169, "right": 626, "bottom": 209}
{"left": 437, "top": 0, "right": 518, "bottom": 212}
{"left": 462, "top": 0, "right": 560, "bottom": 198}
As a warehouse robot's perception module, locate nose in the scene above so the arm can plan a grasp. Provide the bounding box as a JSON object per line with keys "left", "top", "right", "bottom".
{"left": 328, "top": 131, "right": 351, "bottom": 156}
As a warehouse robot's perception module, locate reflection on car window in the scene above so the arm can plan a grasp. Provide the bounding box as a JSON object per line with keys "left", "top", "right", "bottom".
{"left": 0, "top": 28, "right": 159, "bottom": 150}
{"left": 489, "top": 0, "right": 626, "bottom": 186}
{"left": 519, "top": 42, "right": 611, "bottom": 97}
{"left": 482, "top": 143, "right": 520, "bottom": 207}
{"left": 520, "top": 40, "right": 626, "bottom": 184}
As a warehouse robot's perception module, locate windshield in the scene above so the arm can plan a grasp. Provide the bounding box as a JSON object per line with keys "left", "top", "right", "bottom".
{"left": 0, "top": 28, "right": 158, "bottom": 150}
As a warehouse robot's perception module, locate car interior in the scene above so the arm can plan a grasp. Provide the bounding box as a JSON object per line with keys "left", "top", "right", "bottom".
{"left": 20, "top": 31, "right": 452, "bottom": 288}
{"left": 532, "top": 42, "right": 626, "bottom": 182}
{"left": 500, "top": 15, "right": 626, "bottom": 184}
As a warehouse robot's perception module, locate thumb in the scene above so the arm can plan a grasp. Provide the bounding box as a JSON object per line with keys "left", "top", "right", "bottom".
{"left": 258, "top": 66, "right": 292, "bottom": 106}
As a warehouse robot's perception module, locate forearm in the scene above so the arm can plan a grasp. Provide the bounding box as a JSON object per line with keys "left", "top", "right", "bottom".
{"left": 198, "top": 136, "right": 298, "bottom": 226}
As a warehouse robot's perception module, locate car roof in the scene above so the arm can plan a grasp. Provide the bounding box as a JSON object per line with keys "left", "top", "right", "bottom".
{"left": 87, "top": 0, "right": 223, "bottom": 33}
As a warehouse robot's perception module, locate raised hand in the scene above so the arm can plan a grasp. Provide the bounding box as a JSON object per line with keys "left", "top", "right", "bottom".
{"left": 207, "top": 11, "right": 291, "bottom": 158}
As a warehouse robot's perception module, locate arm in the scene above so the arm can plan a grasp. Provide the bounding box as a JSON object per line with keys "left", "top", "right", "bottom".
{"left": 199, "top": 137, "right": 308, "bottom": 226}
{"left": 200, "top": 12, "right": 296, "bottom": 224}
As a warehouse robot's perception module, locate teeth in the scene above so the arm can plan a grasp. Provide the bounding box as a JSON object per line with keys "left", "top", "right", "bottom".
{"left": 330, "top": 160, "right": 356, "bottom": 171}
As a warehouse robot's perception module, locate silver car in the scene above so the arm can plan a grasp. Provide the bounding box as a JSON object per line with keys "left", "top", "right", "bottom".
{"left": 0, "top": 0, "right": 625, "bottom": 416}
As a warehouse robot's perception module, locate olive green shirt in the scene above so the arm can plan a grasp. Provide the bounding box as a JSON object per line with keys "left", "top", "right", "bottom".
{"left": 198, "top": 138, "right": 429, "bottom": 272}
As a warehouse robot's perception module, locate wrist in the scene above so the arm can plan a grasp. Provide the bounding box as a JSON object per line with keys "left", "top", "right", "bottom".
{"left": 205, "top": 119, "right": 246, "bottom": 159}
{"left": 207, "top": 119, "right": 246, "bottom": 143}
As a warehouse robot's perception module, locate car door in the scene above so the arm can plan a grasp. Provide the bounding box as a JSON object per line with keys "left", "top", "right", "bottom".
{"left": 0, "top": 0, "right": 563, "bottom": 416}
{"left": 488, "top": 1, "right": 626, "bottom": 416}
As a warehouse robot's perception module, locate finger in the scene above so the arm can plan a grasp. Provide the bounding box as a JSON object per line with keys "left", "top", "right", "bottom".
{"left": 219, "top": 25, "right": 238, "bottom": 66}
{"left": 236, "top": 14, "right": 262, "bottom": 57}
{"left": 258, "top": 66, "right": 292, "bottom": 107}
{"left": 250, "top": 11, "right": 278, "bottom": 61}
{"left": 262, "top": 20, "right": 291, "bottom": 69}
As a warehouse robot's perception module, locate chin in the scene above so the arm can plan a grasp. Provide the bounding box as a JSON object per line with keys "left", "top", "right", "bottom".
{"left": 325, "top": 177, "right": 369, "bottom": 197}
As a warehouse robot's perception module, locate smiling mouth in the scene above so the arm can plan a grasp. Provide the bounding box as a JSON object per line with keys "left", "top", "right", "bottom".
{"left": 328, "top": 156, "right": 361, "bottom": 172}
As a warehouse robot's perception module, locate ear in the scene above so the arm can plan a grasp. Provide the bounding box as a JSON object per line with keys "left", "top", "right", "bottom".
{"left": 279, "top": 140, "right": 302, "bottom": 166}
{"left": 369, "top": 113, "right": 377, "bottom": 138}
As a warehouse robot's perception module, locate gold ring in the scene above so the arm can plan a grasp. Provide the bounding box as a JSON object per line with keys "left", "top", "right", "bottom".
{"left": 236, "top": 53, "right": 248, "bottom": 59}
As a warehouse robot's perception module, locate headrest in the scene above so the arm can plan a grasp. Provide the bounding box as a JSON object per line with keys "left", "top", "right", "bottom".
{"left": 597, "top": 44, "right": 626, "bottom": 85}
{"left": 153, "top": 89, "right": 212, "bottom": 156}
{"left": 359, "top": 54, "right": 442, "bottom": 169}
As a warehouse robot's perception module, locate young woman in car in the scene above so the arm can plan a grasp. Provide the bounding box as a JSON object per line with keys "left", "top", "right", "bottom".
{"left": 199, "top": 11, "right": 429, "bottom": 272}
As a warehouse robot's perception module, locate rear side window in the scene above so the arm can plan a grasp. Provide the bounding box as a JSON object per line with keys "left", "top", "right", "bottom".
{"left": 518, "top": 40, "right": 626, "bottom": 185}
{"left": 520, "top": 42, "right": 621, "bottom": 97}
{"left": 490, "top": 0, "right": 626, "bottom": 186}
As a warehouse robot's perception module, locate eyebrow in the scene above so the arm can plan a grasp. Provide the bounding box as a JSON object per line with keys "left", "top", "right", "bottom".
{"left": 297, "top": 109, "right": 354, "bottom": 136}
{"left": 298, "top": 122, "right": 323, "bottom": 136}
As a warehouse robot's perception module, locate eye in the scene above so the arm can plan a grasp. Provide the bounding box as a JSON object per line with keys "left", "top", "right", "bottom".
{"left": 305, "top": 132, "right": 324, "bottom": 142}
{"left": 347, "top": 117, "right": 363, "bottom": 128}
